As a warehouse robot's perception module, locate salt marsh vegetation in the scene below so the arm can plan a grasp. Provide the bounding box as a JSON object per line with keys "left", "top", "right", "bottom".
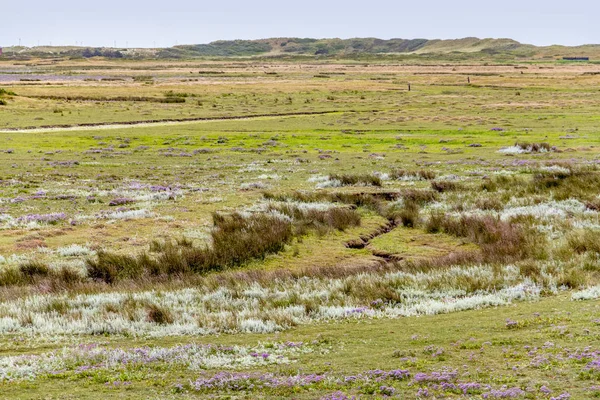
{"left": 1, "top": 55, "right": 600, "bottom": 399}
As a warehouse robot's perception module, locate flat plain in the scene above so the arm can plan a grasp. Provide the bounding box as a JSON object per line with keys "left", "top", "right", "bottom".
{"left": 0, "top": 55, "right": 600, "bottom": 399}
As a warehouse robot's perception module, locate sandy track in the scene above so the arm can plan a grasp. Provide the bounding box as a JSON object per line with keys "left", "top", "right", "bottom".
{"left": 0, "top": 110, "right": 346, "bottom": 133}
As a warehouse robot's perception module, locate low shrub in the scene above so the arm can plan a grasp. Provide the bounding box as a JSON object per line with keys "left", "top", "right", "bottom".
{"left": 585, "top": 199, "right": 600, "bottom": 211}
{"left": 209, "top": 212, "right": 293, "bottom": 267}
{"left": 475, "top": 197, "right": 504, "bottom": 211}
{"left": 146, "top": 304, "right": 174, "bottom": 324}
{"left": 424, "top": 214, "right": 543, "bottom": 263}
{"left": 108, "top": 198, "right": 135, "bottom": 206}
{"left": 52, "top": 267, "right": 82, "bottom": 286}
{"left": 390, "top": 169, "right": 436, "bottom": 180}
{"left": 160, "top": 97, "right": 186, "bottom": 104}
{"left": 530, "top": 168, "right": 600, "bottom": 200}
{"left": 480, "top": 179, "right": 497, "bottom": 192}
{"left": 431, "top": 181, "right": 461, "bottom": 193}
{"left": 263, "top": 190, "right": 391, "bottom": 216}
{"left": 557, "top": 268, "right": 585, "bottom": 289}
{"left": 425, "top": 211, "right": 445, "bottom": 234}
{"left": 401, "top": 189, "right": 438, "bottom": 204}
{"left": 567, "top": 230, "right": 600, "bottom": 254}
{"left": 0, "top": 268, "right": 26, "bottom": 286}
{"left": 0, "top": 262, "right": 83, "bottom": 288}
{"left": 263, "top": 190, "right": 324, "bottom": 203}
{"left": 517, "top": 260, "right": 542, "bottom": 280}
{"left": 19, "top": 261, "right": 50, "bottom": 279}
{"left": 271, "top": 203, "right": 361, "bottom": 233}
{"left": 395, "top": 201, "right": 420, "bottom": 228}
{"left": 86, "top": 206, "right": 359, "bottom": 283}
{"left": 515, "top": 142, "right": 552, "bottom": 153}
{"left": 86, "top": 250, "right": 150, "bottom": 283}
{"left": 329, "top": 173, "right": 382, "bottom": 187}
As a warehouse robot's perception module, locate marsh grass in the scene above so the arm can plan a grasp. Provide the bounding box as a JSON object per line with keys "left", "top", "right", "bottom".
{"left": 329, "top": 173, "right": 383, "bottom": 187}
{"left": 263, "top": 190, "right": 392, "bottom": 216}
{"left": 269, "top": 203, "right": 361, "bottom": 234}
{"left": 515, "top": 142, "right": 553, "bottom": 153}
{"left": 390, "top": 169, "right": 436, "bottom": 180}
{"left": 394, "top": 200, "right": 420, "bottom": 228}
{"left": 425, "top": 214, "right": 544, "bottom": 263}
{"left": 475, "top": 197, "right": 504, "bottom": 211}
{"left": 87, "top": 212, "right": 293, "bottom": 283}
{"left": 18, "top": 260, "right": 50, "bottom": 279}
{"left": 567, "top": 229, "right": 600, "bottom": 254}
{"left": 532, "top": 169, "right": 600, "bottom": 200}
{"left": 28, "top": 94, "right": 185, "bottom": 103}
{"left": 0, "top": 262, "right": 83, "bottom": 288}
{"left": 146, "top": 303, "right": 174, "bottom": 324}
{"left": 431, "top": 181, "right": 462, "bottom": 193}
{"left": 400, "top": 189, "right": 438, "bottom": 205}
{"left": 86, "top": 206, "right": 360, "bottom": 284}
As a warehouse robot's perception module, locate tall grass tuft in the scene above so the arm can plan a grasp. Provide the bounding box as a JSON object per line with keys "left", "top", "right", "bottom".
{"left": 19, "top": 261, "right": 50, "bottom": 280}
{"left": 431, "top": 181, "right": 461, "bottom": 193}
{"left": 329, "top": 173, "right": 382, "bottom": 187}
{"left": 394, "top": 201, "right": 420, "bottom": 228}
{"left": 567, "top": 230, "right": 600, "bottom": 254}
{"left": 390, "top": 169, "right": 436, "bottom": 180}
{"left": 425, "top": 214, "right": 543, "bottom": 263}
{"left": 146, "top": 304, "right": 174, "bottom": 324}
{"left": 401, "top": 189, "right": 438, "bottom": 205}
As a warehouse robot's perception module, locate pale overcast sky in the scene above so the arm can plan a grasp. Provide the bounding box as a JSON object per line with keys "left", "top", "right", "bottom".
{"left": 4, "top": 0, "right": 599, "bottom": 48}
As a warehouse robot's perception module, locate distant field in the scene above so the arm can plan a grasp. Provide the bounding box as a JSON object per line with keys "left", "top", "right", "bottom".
{"left": 0, "top": 56, "right": 600, "bottom": 399}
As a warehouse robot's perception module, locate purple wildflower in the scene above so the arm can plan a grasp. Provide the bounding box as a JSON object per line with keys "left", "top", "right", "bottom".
{"left": 482, "top": 386, "right": 526, "bottom": 398}
{"left": 320, "top": 392, "right": 356, "bottom": 400}
{"left": 505, "top": 319, "right": 518, "bottom": 329}
{"left": 379, "top": 385, "right": 396, "bottom": 396}
{"left": 18, "top": 212, "right": 67, "bottom": 224}
{"left": 109, "top": 197, "right": 135, "bottom": 206}
{"left": 413, "top": 369, "right": 457, "bottom": 383}
{"left": 540, "top": 386, "right": 552, "bottom": 394}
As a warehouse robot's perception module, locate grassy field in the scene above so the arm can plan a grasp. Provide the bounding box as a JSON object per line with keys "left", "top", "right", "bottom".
{"left": 0, "top": 56, "right": 600, "bottom": 399}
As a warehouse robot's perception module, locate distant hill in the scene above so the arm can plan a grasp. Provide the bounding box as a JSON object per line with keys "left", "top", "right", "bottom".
{"left": 174, "top": 37, "right": 530, "bottom": 57}
{"left": 2, "top": 37, "right": 600, "bottom": 60}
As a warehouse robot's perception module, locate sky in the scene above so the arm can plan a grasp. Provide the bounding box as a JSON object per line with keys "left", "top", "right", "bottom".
{"left": 3, "top": 0, "right": 599, "bottom": 48}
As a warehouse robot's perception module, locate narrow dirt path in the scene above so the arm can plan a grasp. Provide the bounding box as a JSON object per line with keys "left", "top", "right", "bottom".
{"left": 0, "top": 110, "right": 348, "bottom": 133}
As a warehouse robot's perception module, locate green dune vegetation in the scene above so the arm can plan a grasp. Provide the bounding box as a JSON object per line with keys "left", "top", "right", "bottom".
{"left": 3, "top": 36, "right": 600, "bottom": 60}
